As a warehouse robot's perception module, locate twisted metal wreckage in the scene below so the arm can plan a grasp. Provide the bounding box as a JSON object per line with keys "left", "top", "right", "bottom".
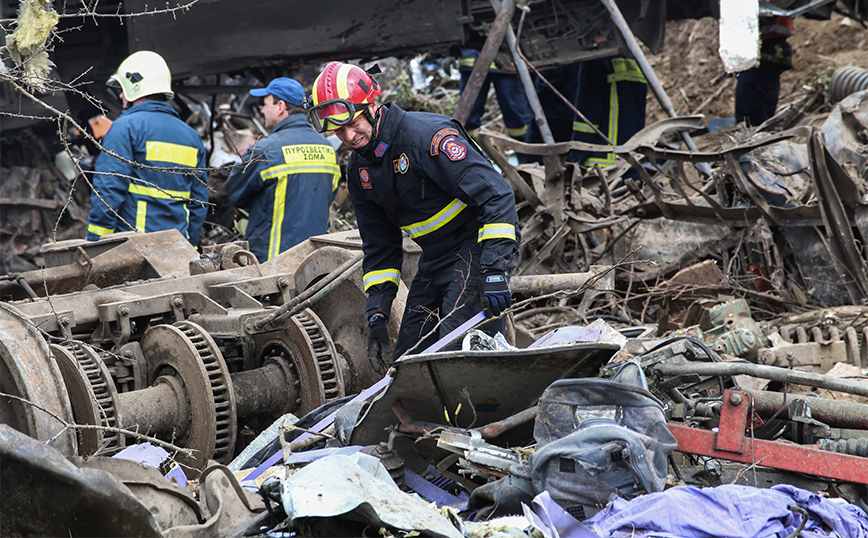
{"left": 7, "top": 5, "right": 868, "bottom": 538}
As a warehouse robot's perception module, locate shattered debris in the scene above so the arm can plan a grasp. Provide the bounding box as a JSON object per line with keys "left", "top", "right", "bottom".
{"left": 6, "top": 2, "right": 868, "bottom": 537}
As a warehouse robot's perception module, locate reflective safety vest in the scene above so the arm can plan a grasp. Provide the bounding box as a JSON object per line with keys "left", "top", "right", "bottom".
{"left": 225, "top": 114, "right": 339, "bottom": 262}
{"left": 87, "top": 100, "right": 209, "bottom": 245}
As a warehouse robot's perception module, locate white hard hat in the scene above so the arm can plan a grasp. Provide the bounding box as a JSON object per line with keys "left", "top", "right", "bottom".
{"left": 107, "top": 50, "right": 174, "bottom": 102}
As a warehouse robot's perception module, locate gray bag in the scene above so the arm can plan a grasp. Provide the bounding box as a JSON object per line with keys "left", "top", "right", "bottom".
{"left": 529, "top": 361, "right": 677, "bottom": 519}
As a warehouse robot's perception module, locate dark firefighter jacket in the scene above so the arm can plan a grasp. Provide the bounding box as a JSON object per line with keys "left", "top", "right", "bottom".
{"left": 87, "top": 100, "right": 209, "bottom": 245}
{"left": 346, "top": 102, "right": 520, "bottom": 318}
{"left": 226, "top": 114, "right": 339, "bottom": 262}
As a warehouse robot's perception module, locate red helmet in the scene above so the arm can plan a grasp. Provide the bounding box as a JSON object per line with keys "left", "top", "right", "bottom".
{"left": 307, "top": 62, "right": 381, "bottom": 133}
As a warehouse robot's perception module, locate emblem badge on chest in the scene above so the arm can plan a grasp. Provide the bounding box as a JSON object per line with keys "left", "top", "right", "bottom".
{"left": 392, "top": 153, "right": 410, "bottom": 174}
{"left": 359, "top": 168, "right": 372, "bottom": 189}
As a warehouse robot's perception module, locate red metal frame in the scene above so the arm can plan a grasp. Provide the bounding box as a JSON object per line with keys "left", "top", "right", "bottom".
{"left": 668, "top": 389, "right": 868, "bottom": 485}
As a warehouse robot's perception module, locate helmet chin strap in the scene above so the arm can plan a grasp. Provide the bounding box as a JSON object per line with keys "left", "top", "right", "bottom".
{"left": 358, "top": 105, "right": 383, "bottom": 157}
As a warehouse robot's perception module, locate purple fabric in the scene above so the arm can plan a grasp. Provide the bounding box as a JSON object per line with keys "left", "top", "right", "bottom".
{"left": 586, "top": 484, "right": 868, "bottom": 538}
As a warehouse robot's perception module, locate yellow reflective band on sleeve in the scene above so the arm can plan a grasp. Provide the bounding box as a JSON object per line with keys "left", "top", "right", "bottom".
{"left": 573, "top": 121, "right": 598, "bottom": 134}
{"left": 507, "top": 125, "right": 528, "bottom": 137}
{"left": 136, "top": 200, "right": 147, "bottom": 232}
{"left": 145, "top": 141, "right": 198, "bottom": 167}
{"left": 262, "top": 144, "right": 340, "bottom": 259}
{"left": 128, "top": 183, "right": 191, "bottom": 200}
{"left": 478, "top": 223, "right": 516, "bottom": 242}
{"left": 88, "top": 223, "right": 114, "bottom": 237}
{"left": 401, "top": 198, "right": 467, "bottom": 239}
{"left": 363, "top": 269, "right": 401, "bottom": 291}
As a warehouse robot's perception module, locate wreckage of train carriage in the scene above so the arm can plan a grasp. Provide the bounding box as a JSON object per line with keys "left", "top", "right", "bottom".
{"left": 0, "top": 228, "right": 614, "bottom": 473}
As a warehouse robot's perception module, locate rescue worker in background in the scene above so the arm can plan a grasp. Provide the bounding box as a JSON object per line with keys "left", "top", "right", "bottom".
{"left": 458, "top": 48, "right": 531, "bottom": 141}
{"left": 734, "top": 15, "right": 794, "bottom": 126}
{"left": 306, "top": 62, "right": 520, "bottom": 367}
{"left": 225, "top": 78, "right": 339, "bottom": 262}
{"left": 569, "top": 54, "right": 648, "bottom": 166}
{"left": 87, "top": 51, "right": 208, "bottom": 246}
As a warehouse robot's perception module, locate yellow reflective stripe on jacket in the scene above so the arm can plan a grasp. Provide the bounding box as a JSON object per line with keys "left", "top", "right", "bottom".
{"left": 401, "top": 198, "right": 467, "bottom": 239}
{"left": 507, "top": 125, "right": 528, "bottom": 137}
{"left": 88, "top": 223, "right": 114, "bottom": 236}
{"left": 262, "top": 144, "right": 340, "bottom": 260}
{"left": 459, "top": 57, "right": 498, "bottom": 70}
{"left": 145, "top": 141, "right": 198, "bottom": 167}
{"left": 573, "top": 121, "right": 598, "bottom": 134}
{"left": 128, "top": 183, "right": 191, "bottom": 200}
{"left": 136, "top": 200, "right": 147, "bottom": 232}
{"left": 607, "top": 58, "right": 647, "bottom": 84}
{"left": 478, "top": 223, "right": 516, "bottom": 242}
{"left": 363, "top": 269, "right": 401, "bottom": 291}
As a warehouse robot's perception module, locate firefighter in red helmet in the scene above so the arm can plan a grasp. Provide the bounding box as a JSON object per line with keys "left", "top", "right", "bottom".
{"left": 307, "top": 61, "right": 520, "bottom": 368}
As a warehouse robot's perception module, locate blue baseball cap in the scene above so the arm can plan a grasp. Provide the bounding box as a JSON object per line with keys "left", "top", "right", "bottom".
{"left": 249, "top": 77, "right": 305, "bottom": 107}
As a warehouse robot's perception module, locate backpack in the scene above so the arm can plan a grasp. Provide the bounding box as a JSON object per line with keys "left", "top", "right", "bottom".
{"left": 529, "top": 361, "right": 677, "bottom": 519}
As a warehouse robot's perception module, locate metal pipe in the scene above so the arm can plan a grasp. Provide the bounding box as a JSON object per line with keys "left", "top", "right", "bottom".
{"left": 747, "top": 389, "right": 868, "bottom": 429}
{"left": 599, "top": 0, "right": 710, "bottom": 177}
{"left": 510, "top": 265, "right": 614, "bottom": 295}
{"left": 654, "top": 362, "right": 868, "bottom": 399}
{"left": 476, "top": 406, "right": 538, "bottom": 438}
{"left": 453, "top": 0, "right": 517, "bottom": 125}
{"left": 256, "top": 251, "right": 363, "bottom": 328}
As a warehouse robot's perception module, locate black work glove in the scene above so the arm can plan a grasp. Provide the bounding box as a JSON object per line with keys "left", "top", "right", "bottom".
{"left": 366, "top": 313, "right": 391, "bottom": 375}
{"left": 477, "top": 271, "right": 511, "bottom": 317}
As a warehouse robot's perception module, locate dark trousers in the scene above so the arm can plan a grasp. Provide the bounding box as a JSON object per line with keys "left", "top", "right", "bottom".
{"left": 459, "top": 70, "right": 531, "bottom": 140}
{"left": 735, "top": 38, "right": 793, "bottom": 126}
{"left": 393, "top": 236, "right": 507, "bottom": 359}
{"left": 570, "top": 56, "right": 648, "bottom": 165}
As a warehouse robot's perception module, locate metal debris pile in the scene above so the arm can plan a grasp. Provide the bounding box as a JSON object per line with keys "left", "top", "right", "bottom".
{"left": 7, "top": 18, "right": 868, "bottom": 538}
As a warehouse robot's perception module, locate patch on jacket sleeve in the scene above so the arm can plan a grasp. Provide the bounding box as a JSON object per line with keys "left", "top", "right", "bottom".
{"left": 440, "top": 136, "right": 467, "bottom": 161}
{"left": 430, "top": 127, "right": 461, "bottom": 156}
{"left": 359, "top": 168, "right": 372, "bottom": 189}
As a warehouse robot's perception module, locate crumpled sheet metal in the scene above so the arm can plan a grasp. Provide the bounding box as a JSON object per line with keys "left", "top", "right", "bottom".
{"left": 822, "top": 89, "right": 868, "bottom": 196}
{"left": 0, "top": 425, "right": 162, "bottom": 537}
{"left": 164, "top": 465, "right": 266, "bottom": 538}
{"left": 279, "top": 452, "right": 463, "bottom": 538}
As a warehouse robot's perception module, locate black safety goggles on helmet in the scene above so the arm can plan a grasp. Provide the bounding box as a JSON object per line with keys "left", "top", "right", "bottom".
{"left": 305, "top": 98, "right": 370, "bottom": 133}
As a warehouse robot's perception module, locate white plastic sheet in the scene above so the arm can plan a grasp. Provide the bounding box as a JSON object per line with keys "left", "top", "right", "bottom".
{"left": 719, "top": 0, "right": 759, "bottom": 73}
{"left": 280, "top": 452, "right": 463, "bottom": 538}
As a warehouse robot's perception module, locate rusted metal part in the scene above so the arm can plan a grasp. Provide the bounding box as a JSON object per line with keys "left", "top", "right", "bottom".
{"left": 747, "top": 389, "right": 868, "bottom": 430}
{"left": 669, "top": 389, "right": 868, "bottom": 485}
{"left": 0, "top": 303, "right": 76, "bottom": 455}
{"left": 293, "top": 246, "right": 400, "bottom": 394}
{"left": 476, "top": 405, "right": 538, "bottom": 439}
{"left": 0, "top": 230, "right": 200, "bottom": 301}
{"left": 654, "top": 361, "right": 868, "bottom": 399}
{"left": 453, "top": 0, "right": 516, "bottom": 126}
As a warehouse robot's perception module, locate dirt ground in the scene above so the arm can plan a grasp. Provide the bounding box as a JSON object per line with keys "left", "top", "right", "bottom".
{"left": 645, "top": 12, "right": 868, "bottom": 124}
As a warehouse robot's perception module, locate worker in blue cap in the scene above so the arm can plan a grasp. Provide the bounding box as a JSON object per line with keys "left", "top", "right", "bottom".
{"left": 226, "top": 77, "right": 340, "bottom": 262}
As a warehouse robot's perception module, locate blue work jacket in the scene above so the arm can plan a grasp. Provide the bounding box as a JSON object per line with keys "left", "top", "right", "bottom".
{"left": 225, "top": 114, "right": 339, "bottom": 262}
{"left": 347, "top": 103, "right": 520, "bottom": 317}
{"left": 87, "top": 100, "right": 209, "bottom": 245}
